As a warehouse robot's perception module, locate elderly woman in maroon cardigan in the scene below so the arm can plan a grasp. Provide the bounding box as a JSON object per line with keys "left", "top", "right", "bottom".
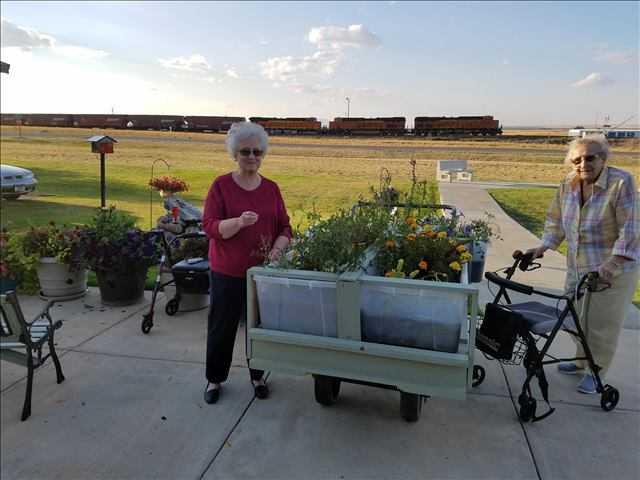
{"left": 202, "top": 122, "right": 291, "bottom": 404}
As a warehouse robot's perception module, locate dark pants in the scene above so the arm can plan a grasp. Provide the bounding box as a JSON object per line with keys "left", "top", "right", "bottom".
{"left": 206, "top": 271, "right": 264, "bottom": 384}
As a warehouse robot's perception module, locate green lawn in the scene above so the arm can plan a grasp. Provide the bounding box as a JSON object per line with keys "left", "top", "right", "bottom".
{"left": 489, "top": 188, "right": 640, "bottom": 308}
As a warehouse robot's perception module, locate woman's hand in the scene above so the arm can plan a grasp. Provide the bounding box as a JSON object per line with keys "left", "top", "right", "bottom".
{"left": 238, "top": 211, "right": 259, "bottom": 228}
{"left": 598, "top": 257, "right": 625, "bottom": 282}
{"left": 524, "top": 245, "right": 547, "bottom": 259}
{"left": 268, "top": 247, "right": 283, "bottom": 262}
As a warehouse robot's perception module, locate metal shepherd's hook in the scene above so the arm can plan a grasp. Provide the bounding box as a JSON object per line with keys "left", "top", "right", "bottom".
{"left": 149, "top": 159, "right": 171, "bottom": 229}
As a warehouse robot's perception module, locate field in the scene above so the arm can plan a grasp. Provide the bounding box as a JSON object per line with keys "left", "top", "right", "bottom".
{"left": 2, "top": 126, "right": 638, "bottom": 233}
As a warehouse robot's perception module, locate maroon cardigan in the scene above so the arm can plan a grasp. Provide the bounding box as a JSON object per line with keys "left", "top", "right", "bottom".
{"left": 202, "top": 173, "right": 292, "bottom": 278}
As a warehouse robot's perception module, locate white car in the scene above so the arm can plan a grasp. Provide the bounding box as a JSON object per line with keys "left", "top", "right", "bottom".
{"left": 1, "top": 164, "right": 38, "bottom": 199}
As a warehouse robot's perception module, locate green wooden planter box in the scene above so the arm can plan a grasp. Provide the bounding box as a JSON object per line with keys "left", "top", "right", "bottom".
{"left": 247, "top": 266, "right": 478, "bottom": 401}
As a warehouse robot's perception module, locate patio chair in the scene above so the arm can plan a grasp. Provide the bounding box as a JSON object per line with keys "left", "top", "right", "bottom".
{"left": 0, "top": 291, "right": 65, "bottom": 421}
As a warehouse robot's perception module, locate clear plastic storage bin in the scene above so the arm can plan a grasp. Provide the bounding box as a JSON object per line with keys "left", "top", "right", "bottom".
{"left": 254, "top": 275, "right": 337, "bottom": 337}
{"left": 360, "top": 284, "right": 465, "bottom": 353}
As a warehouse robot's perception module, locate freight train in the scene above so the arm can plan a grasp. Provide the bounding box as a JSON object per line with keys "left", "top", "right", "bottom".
{"left": 1, "top": 113, "right": 502, "bottom": 136}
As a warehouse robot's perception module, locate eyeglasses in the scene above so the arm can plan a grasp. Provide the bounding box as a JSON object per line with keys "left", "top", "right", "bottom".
{"left": 570, "top": 154, "right": 601, "bottom": 166}
{"left": 238, "top": 148, "right": 264, "bottom": 157}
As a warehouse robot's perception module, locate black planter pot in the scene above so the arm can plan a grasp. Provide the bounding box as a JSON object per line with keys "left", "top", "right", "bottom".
{"left": 96, "top": 266, "right": 148, "bottom": 306}
{"left": 469, "top": 259, "right": 486, "bottom": 283}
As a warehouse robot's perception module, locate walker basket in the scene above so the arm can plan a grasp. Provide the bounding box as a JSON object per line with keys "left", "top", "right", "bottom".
{"left": 476, "top": 303, "right": 527, "bottom": 364}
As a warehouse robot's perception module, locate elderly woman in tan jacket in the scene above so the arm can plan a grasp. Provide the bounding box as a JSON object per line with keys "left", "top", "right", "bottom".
{"left": 527, "top": 135, "right": 639, "bottom": 394}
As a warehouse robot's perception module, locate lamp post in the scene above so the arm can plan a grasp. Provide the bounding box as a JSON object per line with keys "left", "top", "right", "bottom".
{"left": 345, "top": 97, "right": 350, "bottom": 118}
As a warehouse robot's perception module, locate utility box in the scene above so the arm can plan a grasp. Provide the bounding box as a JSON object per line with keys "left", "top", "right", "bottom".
{"left": 87, "top": 135, "right": 117, "bottom": 154}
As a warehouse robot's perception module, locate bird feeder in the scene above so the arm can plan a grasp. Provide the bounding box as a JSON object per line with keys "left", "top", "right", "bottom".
{"left": 87, "top": 135, "right": 118, "bottom": 208}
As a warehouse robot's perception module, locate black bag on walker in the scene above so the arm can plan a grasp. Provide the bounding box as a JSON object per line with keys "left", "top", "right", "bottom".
{"left": 476, "top": 303, "right": 526, "bottom": 360}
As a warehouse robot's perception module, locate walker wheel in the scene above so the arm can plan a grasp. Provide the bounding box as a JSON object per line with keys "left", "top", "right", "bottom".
{"left": 472, "top": 365, "right": 486, "bottom": 388}
{"left": 141, "top": 314, "right": 153, "bottom": 334}
{"left": 600, "top": 386, "right": 619, "bottom": 412}
{"left": 165, "top": 299, "right": 179, "bottom": 316}
{"left": 313, "top": 375, "right": 341, "bottom": 406}
{"left": 400, "top": 392, "right": 423, "bottom": 422}
{"left": 518, "top": 393, "right": 536, "bottom": 422}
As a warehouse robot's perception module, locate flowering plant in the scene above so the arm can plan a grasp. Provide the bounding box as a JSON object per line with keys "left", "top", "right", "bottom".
{"left": 0, "top": 229, "right": 40, "bottom": 293}
{"left": 375, "top": 217, "right": 472, "bottom": 282}
{"left": 21, "top": 222, "right": 84, "bottom": 264}
{"left": 149, "top": 176, "right": 189, "bottom": 194}
{"left": 272, "top": 206, "right": 392, "bottom": 273}
{"left": 74, "top": 207, "right": 161, "bottom": 274}
{"left": 459, "top": 212, "right": 502, "bottom": 243}
{"left": 169, "top": 236, "right": 208, "bottom": 266}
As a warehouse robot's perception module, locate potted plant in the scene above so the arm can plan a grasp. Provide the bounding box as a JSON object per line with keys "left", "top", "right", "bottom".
{"left": 459, "top": 213, "right": 502, "bottom": 283}
{"left": 0, "top": 229, "right": 40, "bottom": 295}
{"left": 75, "top": 207, "right": 160, "bottom": 305}
{"left": 19, "top": 223, "right": 88, "bottom": 299}
{"left": 161, "top": 235, "right": 209, "bottom": 312}
{"left": 149, "top": 175, "right": 189, "bottom": 199}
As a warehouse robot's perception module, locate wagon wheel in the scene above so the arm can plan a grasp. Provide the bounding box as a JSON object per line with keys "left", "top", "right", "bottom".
{"left": 165, "top": 299, "right": 179, "bottom": 316}
{"left": 472, "top": 365, "right": 486, "bottom": 388}
{"left": 400, "top": 392, "right": 423, "bottom": 422}
{"left": 313, "top": 375, "right": 341, "bottom": 406}
{"left": 600, "top": 386, "right": 620, "bottom": 412}
{"left": 141, "top": 313, "right": 153, "bottom": 334}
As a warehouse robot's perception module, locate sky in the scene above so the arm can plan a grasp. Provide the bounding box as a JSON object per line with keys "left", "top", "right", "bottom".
{"left": 1, "top": 1, "right": 638, "bottom": 127}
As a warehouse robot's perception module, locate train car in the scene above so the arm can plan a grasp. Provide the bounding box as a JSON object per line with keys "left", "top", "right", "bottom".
{"left": 249, "top": 117, "right": 321, "bottom": 134}
{"left": 0, "top": 113, "right": 23, "bottom": 126}
{"left": 73, "top": 114, "right": 129, "bottom": 129}
{"left": 16, "top": 114, "right": 74, "bottom": 128}
{"left": 184, "top": 116, "right": 245, "bottom": 132}
{"left": 414, "top": 116, "right": 501, "bottom": 136}
{"left": 328, "top": 117, "right": 406, "bottom": 135}
{"left": 127, "top": 114, "right": 185, "bottom": 131}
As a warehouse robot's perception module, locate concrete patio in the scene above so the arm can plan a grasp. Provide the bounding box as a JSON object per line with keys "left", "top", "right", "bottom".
{"left": 1, "top": 183, "right": 638, "bottom": 480}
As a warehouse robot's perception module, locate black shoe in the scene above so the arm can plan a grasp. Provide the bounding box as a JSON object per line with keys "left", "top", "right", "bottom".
{"left": 204, "top": 383, "right": 220, "bottom": 404}
{"left": 253, "top": 381, "right": 269, "bottom": 400}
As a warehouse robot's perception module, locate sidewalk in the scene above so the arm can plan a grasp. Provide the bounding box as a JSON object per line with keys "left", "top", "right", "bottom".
{"left": 1, "top": 184, "right": 639, "bottom": 480}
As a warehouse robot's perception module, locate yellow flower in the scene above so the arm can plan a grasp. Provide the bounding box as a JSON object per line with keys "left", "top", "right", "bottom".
{"left": 460, "top": 252, "right": 473, "bottom": 262}
{"left": 385, "top": 240, "right": 395, "bottom": 249}
{"left": 405, "top": 216, "right": 416, "bottom": 225}
{"left": 423, "top": 224, "right": 433, "bottom": 232}
{"left": 437, "top": 231, "right": 447, "bottom": 239}
{"left": 385, "top": 271, "right": 393, "bottom": 277}
{"left": 418, "top": 260, "right": 428, "bottom": 270}
{"left": 419, "top": 231, "right": 430, "bottom": 238}
{"left": 456, "top": 245, "right": 467, "bottom": 253}
{"left": 426, "top": 231, "right": 437, "bottom": 238}
{"left": 410, "top": 222, "right": 418, "bottom": 231}
{"left": 406, "top": 233, "right": 416, "bottom": 241}
{"left": 449, "top": 261, "right": 461, "bottom": 271}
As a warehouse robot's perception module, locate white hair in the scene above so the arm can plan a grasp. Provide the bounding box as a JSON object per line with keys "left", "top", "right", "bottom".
{"left": 225, "top": 122, "right": 269, "bottom": 158}
{"left": 565, "top": 134, "right": 610, "bottom": 165}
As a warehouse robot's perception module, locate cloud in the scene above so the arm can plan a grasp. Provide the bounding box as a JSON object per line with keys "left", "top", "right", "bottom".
{"left": 260, "top": 50, "right": 340, "bottom": 83}
{"left": 225, "top": 68, "right": 239, "bottom": 79}
{"left": 308, "top": 24, "right": 380, "bottom": 50}
{"left": 53, "top": 45, "right": 109, "bottom": 60}
{"left": 594, "top": 48, "right": 637, "bottom": 65}
{"left": 571, "top": 72, "right": 613, "bottom": 88}
{"left": 158, "top": 54, "right": 211, "bottom": 72}
{"left": 1, "top": 17, "right": 109, "bottom": 61}
{"left": 1, "top": 17, "right": 54, "bottom": 49}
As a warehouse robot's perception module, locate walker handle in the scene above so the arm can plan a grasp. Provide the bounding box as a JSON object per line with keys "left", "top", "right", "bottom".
{"left": 485, "top": 271, "right": 534, "bottom": 295}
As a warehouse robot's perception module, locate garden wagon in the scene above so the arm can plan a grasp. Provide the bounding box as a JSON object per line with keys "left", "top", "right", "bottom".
{"left": 246, "top": 266, "right": 483, "bottom": 422}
